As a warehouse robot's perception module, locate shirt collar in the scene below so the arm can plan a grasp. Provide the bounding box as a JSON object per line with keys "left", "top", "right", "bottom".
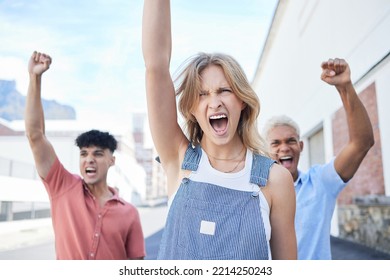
{"left": 294, "top": 170, "right": 303, "bottom": 187}
{"left": 82, "top": 182, "right": 125, "bottom": 205}
{"left": 108, "top": 186, "right": 125, "bottom": 204}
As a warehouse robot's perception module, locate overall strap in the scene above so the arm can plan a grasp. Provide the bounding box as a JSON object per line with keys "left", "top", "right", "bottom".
{"left": 250, "top": 153, "right": 275, "bottom": 187}
{"left": 181, "top": 143, "right": 202, "bottom": 171}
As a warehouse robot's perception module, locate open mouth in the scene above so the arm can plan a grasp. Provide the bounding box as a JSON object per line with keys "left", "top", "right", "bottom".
{"left": 279, "top": 156, "right": 293, "bottom": 169}
{"left": 209, "top": 114, "right": 228, "bottom": 134}
{"left": 85, "top": 167, "right": 96, "bottom": 175}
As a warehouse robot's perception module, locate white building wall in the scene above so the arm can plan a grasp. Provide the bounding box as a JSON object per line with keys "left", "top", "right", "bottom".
{"left": 253, "top": 0, "right": 390, "bottom": 187}
{"left": 0, "top": 124, "right": 83, "bottom": 175}
{"left": 3, "top": 136, "right": 79, "bottom": 172}
{"left": 0, "top": 120, "right": 146, "bottom": 205}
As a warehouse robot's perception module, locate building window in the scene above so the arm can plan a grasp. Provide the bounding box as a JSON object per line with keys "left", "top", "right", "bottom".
{"left": 308, "top": 127, "right": 325, "bottom": 166}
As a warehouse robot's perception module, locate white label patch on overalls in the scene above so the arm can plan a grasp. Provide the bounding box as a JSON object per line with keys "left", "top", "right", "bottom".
{"left": 200, "top": 220, "right": 216, "bottom": 235}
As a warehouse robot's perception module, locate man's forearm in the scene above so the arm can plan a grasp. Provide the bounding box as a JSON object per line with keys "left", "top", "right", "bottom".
{"left": 338, "top": 82, "right": 374, "bottom": 151}
{"left": 25, "top": 74, "right": 45, "bottom": 139}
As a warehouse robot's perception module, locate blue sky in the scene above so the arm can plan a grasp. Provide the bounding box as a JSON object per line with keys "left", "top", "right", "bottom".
{"left": 0, "top": 0, "right": 278, "bottom": 130}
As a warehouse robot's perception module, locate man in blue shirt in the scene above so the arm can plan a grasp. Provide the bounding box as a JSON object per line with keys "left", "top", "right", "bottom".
{"left": 263, "top": 58, "right": 374, "bottom": 259}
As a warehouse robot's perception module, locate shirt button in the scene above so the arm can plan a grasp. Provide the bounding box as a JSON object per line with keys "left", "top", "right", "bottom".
{"left": 95, "top": 233, "right": 99, "bottom": 237}
{"left": 90, "top": 253, "right": 94, "bottom": 257}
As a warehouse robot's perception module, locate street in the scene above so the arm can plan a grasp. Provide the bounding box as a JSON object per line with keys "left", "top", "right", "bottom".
{"left": 1, "top": 204, "right": 390, "bottom": 260}
{"left": 0, "top": 205, "right": 168, "bottom": 260}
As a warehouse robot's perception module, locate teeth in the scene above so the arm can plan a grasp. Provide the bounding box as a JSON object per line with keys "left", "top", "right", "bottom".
{"left": 210, "top": 114, "right": 227, "bottom": 119}
{"left": 86, "top": 167, "right": 96, "bottom": 173}
{"left": 280, "top": 156, "right": 292, "bottom": 160}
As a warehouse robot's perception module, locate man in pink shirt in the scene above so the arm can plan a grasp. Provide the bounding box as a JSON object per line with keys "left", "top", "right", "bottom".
{"left": 25, "top": 51, "right": 145, "bottom": 260}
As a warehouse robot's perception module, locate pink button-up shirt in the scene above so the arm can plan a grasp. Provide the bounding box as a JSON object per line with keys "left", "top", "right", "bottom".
{"left": 42, "top": 157, "right": 145, "bottom": 259}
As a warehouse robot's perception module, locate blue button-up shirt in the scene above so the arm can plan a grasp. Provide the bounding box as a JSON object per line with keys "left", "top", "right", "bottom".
{"left": 294, "top": 158, "right": 347, "bottom": 259}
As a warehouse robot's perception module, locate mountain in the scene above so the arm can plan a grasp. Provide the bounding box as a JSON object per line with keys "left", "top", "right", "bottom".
{"left": 0, "top": 79, "right": 76, "bottom": 121}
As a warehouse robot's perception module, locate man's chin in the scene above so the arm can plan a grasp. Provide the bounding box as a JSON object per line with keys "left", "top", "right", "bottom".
{"left": 83, "top": 178, "right": 98, "bottom": 186}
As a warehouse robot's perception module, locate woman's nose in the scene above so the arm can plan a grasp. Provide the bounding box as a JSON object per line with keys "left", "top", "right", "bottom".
{"left": 208, "top": 93, "right": 222, "bottom": 109}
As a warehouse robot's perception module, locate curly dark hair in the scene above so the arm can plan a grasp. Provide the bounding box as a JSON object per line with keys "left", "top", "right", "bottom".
{"left": 75, "top": 129, "right": 117, "bottom": 153}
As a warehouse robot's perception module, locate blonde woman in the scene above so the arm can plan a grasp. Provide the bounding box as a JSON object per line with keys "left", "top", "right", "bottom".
{"left": 142, "top": 0, "right": 296, "bottom": 260}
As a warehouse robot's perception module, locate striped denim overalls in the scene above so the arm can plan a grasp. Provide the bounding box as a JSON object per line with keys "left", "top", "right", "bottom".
{"left": 157, "top": 144, "right": 275, "bottom": 260}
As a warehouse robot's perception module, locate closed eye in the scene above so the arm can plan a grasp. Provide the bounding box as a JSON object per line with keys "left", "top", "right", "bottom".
{"left": 218, "top": 87, "right": 232, "bottom": 94}
{"left": 270, "top": 141, "right": 280, "bottom": 147}
{"left": 287, "top": 138, "right": 298, "bottom": 144}
{"left": 94, "top": 151, "right": 105, "bottom": 157}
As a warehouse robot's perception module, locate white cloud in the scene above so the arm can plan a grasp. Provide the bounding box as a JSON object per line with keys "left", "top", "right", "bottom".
{"left": 1, "top": 0, "right": 277, "bottom": 131}
{"left": 0, "top": 56, "right": 28, "bottom": 94}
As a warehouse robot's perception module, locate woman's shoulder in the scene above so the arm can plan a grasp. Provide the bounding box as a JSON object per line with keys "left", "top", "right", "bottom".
{"left": 269, "top": 163, "right": 293, "bottom": 181}
{"left": 267, "top": 163, "right": 294, "bottom": 193}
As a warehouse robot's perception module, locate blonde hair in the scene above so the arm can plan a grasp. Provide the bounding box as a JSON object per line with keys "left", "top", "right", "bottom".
{"left": 175, "top": 52, "right": 268, "bottom": 156}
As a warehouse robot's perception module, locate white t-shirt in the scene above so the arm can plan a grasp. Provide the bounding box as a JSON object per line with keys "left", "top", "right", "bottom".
{"left": 168, "top": 148, "right": 272, "bottom": 258}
